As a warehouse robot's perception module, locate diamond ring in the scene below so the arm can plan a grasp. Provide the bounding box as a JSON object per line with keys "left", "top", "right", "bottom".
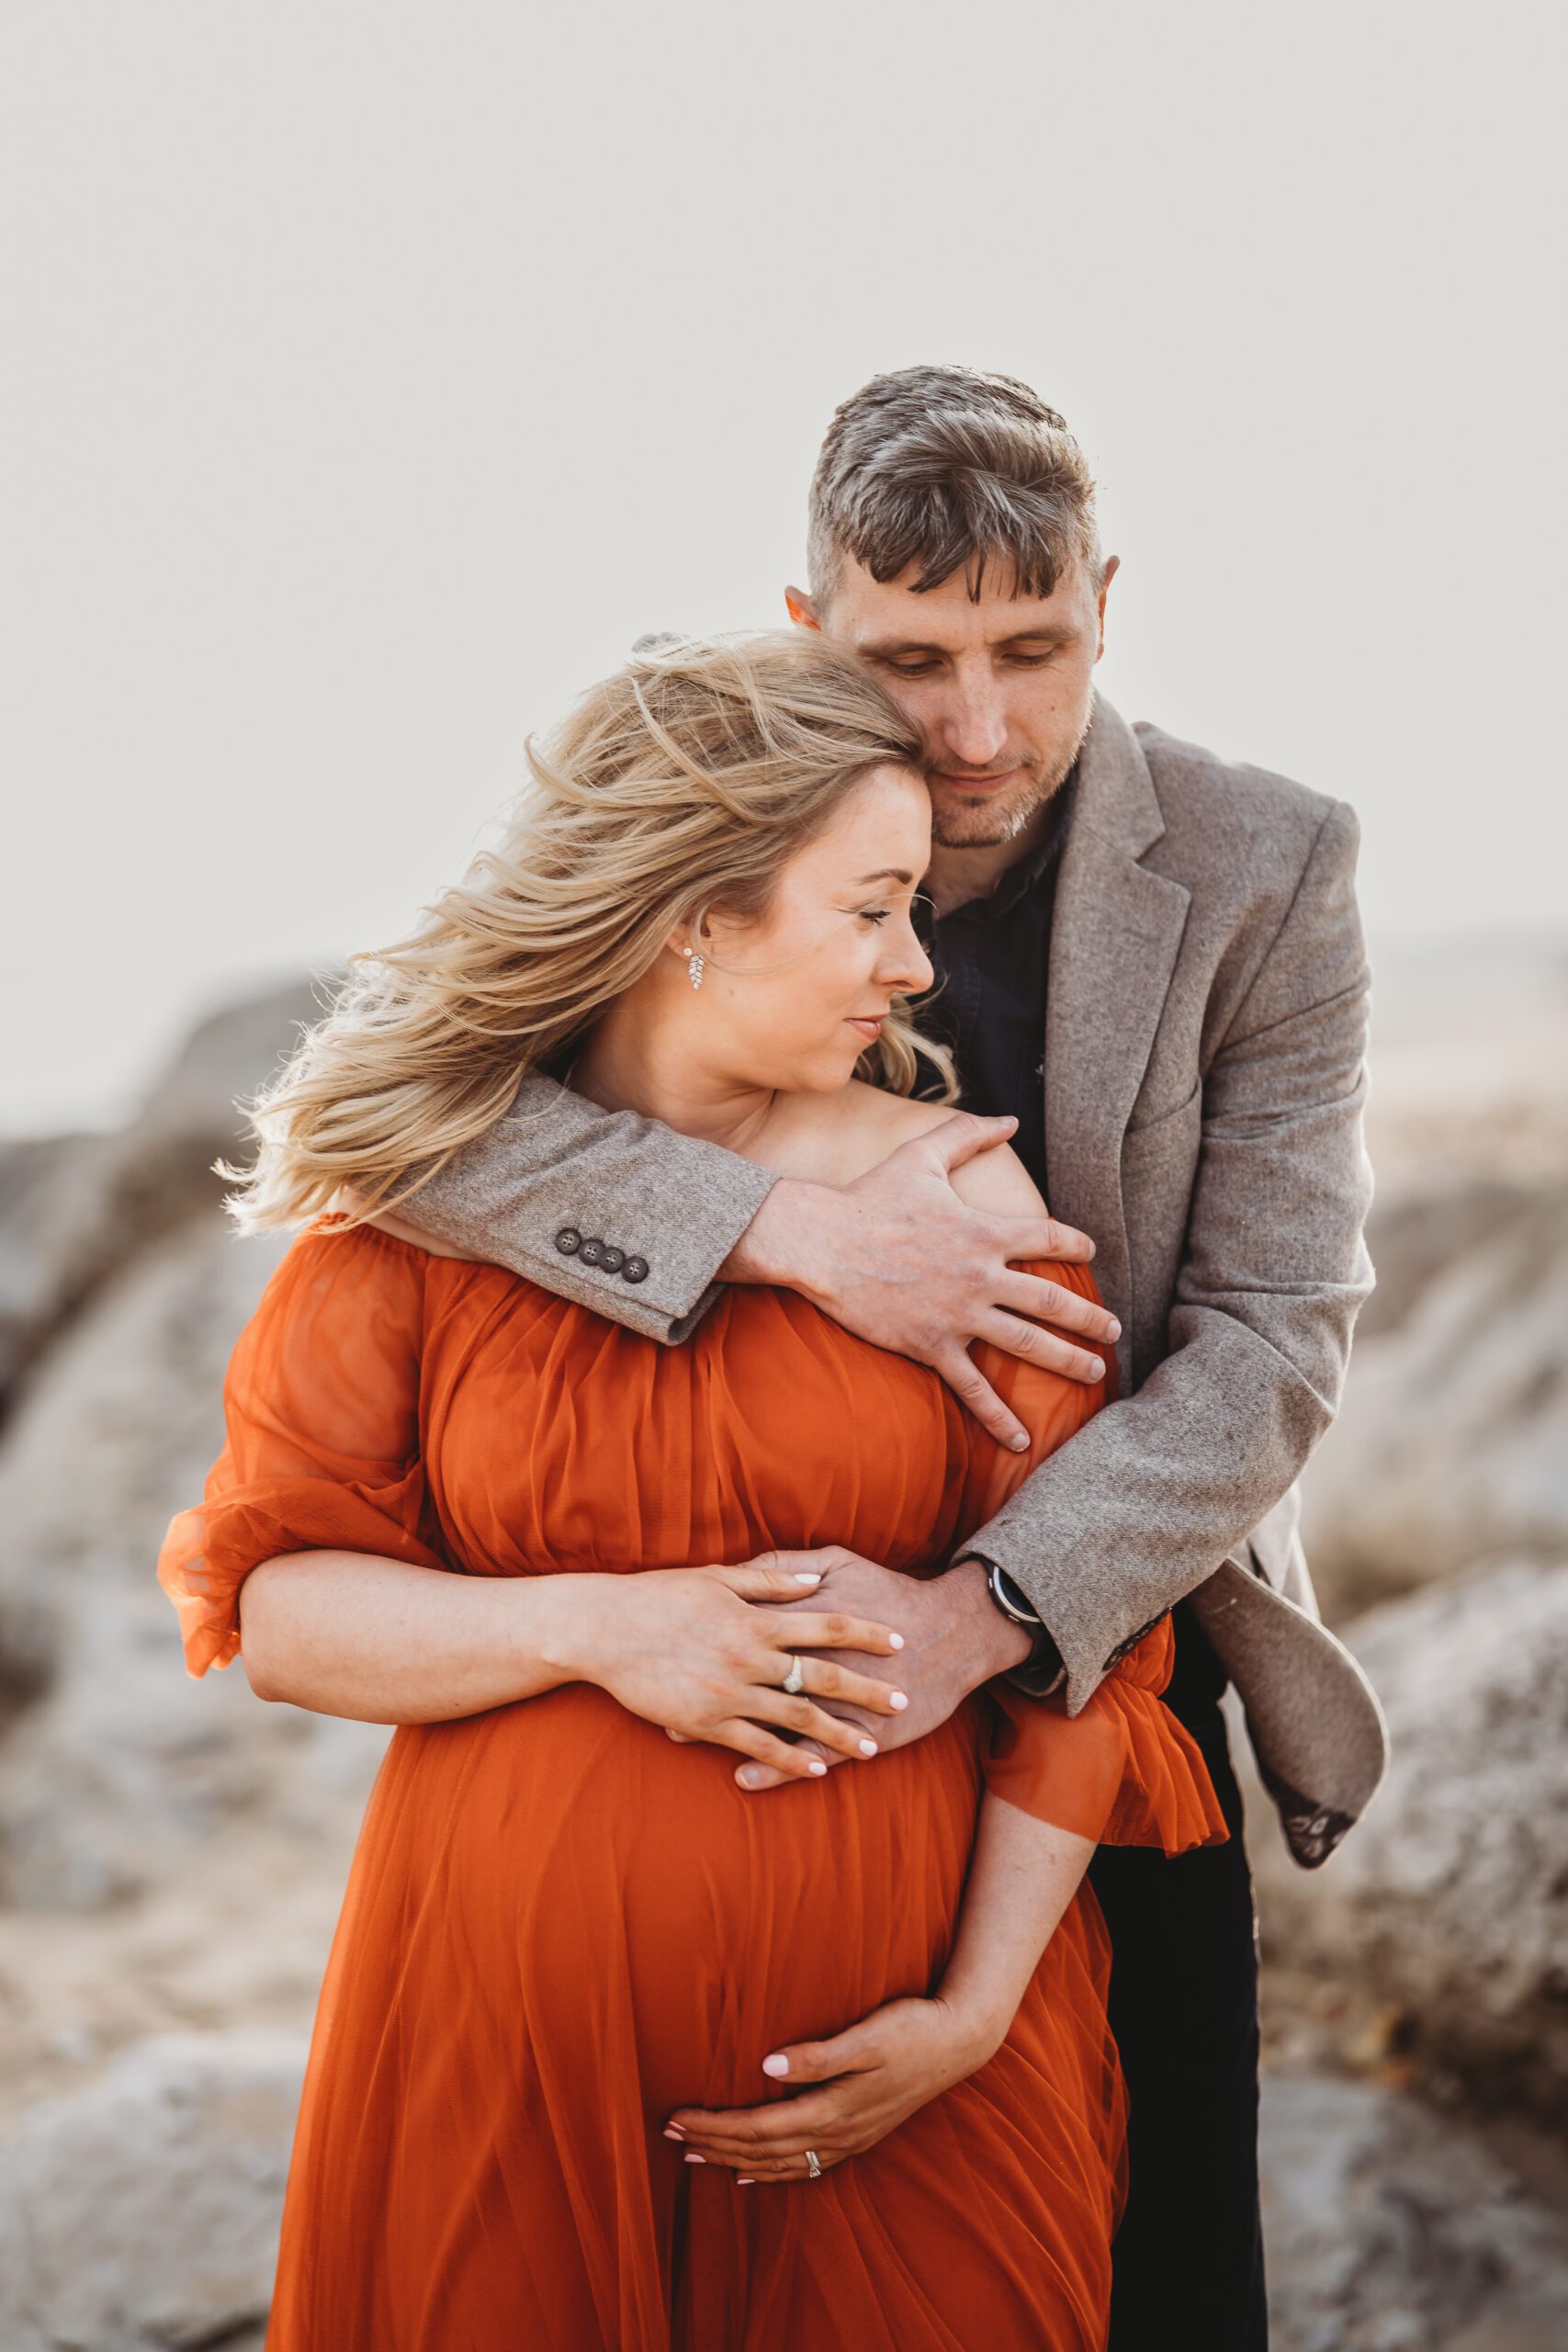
{"left": 805, "top": 2149, "right": 823, "bottom": 2179}
{"left": 782, "top": 1654, "right": 806, "bottom": 1697}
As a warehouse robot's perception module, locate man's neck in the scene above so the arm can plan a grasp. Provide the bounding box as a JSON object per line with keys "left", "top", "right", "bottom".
{"left": 923, "top": 791, "right": 1060, "bottom": 921}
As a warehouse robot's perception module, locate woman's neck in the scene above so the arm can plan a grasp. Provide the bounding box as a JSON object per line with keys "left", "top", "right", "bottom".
{"left": 567, "top": 1006, "right": 781, "bottom": 1159}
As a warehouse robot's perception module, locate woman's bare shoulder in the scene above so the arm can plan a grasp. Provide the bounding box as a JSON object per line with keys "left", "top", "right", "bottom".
{"left": 818, "top": 1083, "right": 1048, "bottom": 1216}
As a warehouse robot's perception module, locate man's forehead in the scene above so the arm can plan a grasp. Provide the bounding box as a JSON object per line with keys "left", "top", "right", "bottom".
{"left": 829, "top": 554, "right": 1087, "bottom": 647}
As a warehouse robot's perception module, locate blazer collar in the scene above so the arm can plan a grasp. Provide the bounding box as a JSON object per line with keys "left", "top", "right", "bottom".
{"left": 1043, "top": 692, "right": 1190, "bottom": 1353}
{"left": 1073, "top": 689, "right": 1167, "bottom": 861}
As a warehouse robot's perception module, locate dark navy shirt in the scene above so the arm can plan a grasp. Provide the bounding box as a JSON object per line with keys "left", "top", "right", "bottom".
{"left": 910, "top": 769, "right": 1077, "bottom": 1206}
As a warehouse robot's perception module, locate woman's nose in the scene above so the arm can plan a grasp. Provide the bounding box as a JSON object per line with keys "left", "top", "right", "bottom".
{"left": 880, "top": 922, "right": 934, "bottom": 996}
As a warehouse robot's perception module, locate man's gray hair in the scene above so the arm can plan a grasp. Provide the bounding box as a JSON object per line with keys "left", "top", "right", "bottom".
{"left": 807, "top": 365, "right": 1102, "bottom": 609}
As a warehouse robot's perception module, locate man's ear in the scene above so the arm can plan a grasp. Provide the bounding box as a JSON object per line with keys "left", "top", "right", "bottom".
{"left": 1093, "top": 553, "right": 1120, "bottom": 662}
{"left": 784, "top": 586, "right": 822, "bottom": 633}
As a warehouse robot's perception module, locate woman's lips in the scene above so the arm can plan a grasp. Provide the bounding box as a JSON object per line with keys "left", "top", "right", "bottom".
{"left": 846, "top": 1016, "right": 886, "bottom": 1043}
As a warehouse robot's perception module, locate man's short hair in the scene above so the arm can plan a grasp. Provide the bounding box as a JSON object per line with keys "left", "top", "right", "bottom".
{"left": 807, "top": 365, "right": 1102, "bottom": 609}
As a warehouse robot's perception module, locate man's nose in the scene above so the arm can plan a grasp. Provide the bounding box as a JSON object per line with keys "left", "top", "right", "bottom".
{"left": 934, "top": 679, "right": 1009, "bottom": 770}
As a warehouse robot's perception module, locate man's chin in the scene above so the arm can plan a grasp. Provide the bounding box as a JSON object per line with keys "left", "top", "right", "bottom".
{"left": 929, "top": 798, "right": 1039, "bottom": 850}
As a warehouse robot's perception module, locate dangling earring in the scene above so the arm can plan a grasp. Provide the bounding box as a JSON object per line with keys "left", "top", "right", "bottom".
{"left": 685, "top": 948, "right": 705, "bottom": 992}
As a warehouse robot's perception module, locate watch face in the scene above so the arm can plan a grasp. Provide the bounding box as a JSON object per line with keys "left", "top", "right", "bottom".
{"left": 992, "top": 1565, "right": 1042, "bottom": 1628}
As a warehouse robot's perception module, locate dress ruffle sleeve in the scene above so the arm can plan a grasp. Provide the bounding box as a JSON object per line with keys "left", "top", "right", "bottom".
{"left": 954, "top": 1256, "right": 1229, "bottom": 1858}
{"left": 157, "top": 1220, "right": 446, "bottom": 1678}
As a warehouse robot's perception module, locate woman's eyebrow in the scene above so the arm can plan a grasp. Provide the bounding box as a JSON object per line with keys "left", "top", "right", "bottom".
{"left": 851, "top": 868, "right": 916, "bottom": 887}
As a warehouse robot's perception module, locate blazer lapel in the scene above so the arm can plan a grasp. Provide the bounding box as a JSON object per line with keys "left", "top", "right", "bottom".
{"left": 1044, "top": 696, "right": 1190, "bottom": 1373}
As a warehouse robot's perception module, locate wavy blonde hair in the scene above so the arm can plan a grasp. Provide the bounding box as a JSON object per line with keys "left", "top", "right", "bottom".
{"left": 227, "top": 630, "right": 960, "bottom": 1233}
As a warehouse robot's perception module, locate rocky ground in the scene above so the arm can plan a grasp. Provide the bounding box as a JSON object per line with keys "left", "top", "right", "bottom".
{"left": 0, "top": 941, "right": 1564, "bottom": 2351}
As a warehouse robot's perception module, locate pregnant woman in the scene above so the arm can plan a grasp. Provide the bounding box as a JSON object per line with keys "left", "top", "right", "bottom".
{"left": 160, "top": 632, "right": 1224, "bottom": 2351}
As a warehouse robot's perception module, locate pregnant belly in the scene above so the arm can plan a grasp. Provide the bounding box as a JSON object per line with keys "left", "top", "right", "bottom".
{"left": 344, "top": 1683, "right": 988, "bottom": 2119}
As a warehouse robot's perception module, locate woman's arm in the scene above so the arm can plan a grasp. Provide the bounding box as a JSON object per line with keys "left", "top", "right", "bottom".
{"left": 663, "top": 1789, "right": 1092, "bottom": 2177}
{"left": 237, "top": 1548, "right": 912, "bottom": 1780}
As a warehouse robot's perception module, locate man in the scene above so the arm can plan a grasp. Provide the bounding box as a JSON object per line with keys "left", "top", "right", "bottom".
{"left": 406, "top": 366, "right": 1386, "bottom": 2349}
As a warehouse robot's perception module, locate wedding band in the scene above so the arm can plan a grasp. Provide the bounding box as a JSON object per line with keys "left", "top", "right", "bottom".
{"left": 782, "top": 1654, "right": 806, "bottom": 1696}
{"left": 805, "top": 2148, "right": 823, "bottom": 2179}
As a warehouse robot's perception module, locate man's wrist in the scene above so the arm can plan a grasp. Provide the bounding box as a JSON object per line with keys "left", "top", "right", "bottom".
{"left": 951, "top": 1551, "right": 1065, "bottom": 1688}
{"left": 719, "top": 1177, "right": 839, "bottom": 1300}
{"left": 944, "top": 1553, "right": 1035, "bottom": 1677}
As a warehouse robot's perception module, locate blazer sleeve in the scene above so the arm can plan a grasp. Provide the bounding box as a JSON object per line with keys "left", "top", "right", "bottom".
{"left": 964, "top": 799, "right": 1376, "bottom": 1714}
{"left": 401, "top": 1073, "right": 777, "bottom": 1346}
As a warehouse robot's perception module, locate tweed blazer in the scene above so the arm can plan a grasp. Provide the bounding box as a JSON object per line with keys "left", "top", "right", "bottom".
{"left": 411, "top": 694, "right": 1387, "bottom": 1863}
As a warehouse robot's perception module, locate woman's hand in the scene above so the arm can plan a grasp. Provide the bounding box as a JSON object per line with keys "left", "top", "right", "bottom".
{"left": 554, "top": 1554, "right": 910, "bottom": 1783}
{"left": 663, "top": 1994, "right": 999, "bottom": 2180}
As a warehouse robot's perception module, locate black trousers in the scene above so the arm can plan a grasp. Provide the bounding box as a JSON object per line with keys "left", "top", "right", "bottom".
{"left": 1088, "top": 1605, "right": 1269, "bottom": 2351}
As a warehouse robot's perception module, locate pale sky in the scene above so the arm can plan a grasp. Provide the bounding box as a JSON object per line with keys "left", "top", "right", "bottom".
{"left": 3, "top": 2, "right": 1562, "bottom": 1134}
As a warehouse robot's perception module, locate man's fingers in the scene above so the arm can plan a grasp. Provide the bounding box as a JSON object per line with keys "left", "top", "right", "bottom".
{"left": 994, "top": 1271, "right": 1120, "bottom": 1345}
{"left": 931, "top": 1347, "right": 1028, "bottom": 1451}
{"left": 974, "top": 1310, "right": 1109, "bottom": 1385}
{"left": 911, "top": 1109, "right": 1021, "bottom": 1170}
{"left": 997, "top": 1212, "right": 1097, "bottom": 1265}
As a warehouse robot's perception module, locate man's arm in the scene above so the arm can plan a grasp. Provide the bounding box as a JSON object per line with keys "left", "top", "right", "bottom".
{"left": 406, "top": 1079, "right": 777, "bottom": 1344}
{"left": 410, "top": 1084, "right": 1113, "bottom": 1445}
{"left": 966, "top": 799, "right": 1376, "bottom": 1713}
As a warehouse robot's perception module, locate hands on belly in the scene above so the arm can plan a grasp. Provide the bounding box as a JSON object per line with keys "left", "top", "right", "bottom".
{"left": 662, "top": 1993, "right": 998, "bottom": 2183}
{"left": 728, "top": 1548, "right": 1032, "bottom": 1792}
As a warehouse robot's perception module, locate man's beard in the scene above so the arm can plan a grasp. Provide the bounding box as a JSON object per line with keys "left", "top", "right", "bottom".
{"left": 926, "top": 721, "right": 1088, "bottom": 850}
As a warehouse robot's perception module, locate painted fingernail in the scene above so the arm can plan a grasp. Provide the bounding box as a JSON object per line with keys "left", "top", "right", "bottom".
{"left": 888, "top": 1690, "right": 908, "bottom": 1711}
{"left": 858, "top": 1737, "right": 877, "bottom": 1757}
{"left": 807, "top": 1758, "right": 828, "bottom": 1776}
{"left": 684, "top": 2151, "right": 706, "bottom": 2165}
{"left": 888, "top": 1633, "right": 905, "bottom": 1650}
{"left": 738, "top": 2177, "right": 756, "bottom": 2187}
{"left": 762, "top": 2053, "right": 790, "bottom": 2076}
{"left": 663, "top": 2126, "right": 684, "bottom": 2141}
{"left": 738, "top": 1768, "right": 762, "bottom": 1790}
{"left": 794, "top": 1570, "right": 822, "bottom": 1583}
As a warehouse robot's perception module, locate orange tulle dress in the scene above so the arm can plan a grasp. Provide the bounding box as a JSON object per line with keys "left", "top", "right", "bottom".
{"left": 159, "top": 1220, "right": 1225, "bottom": 2352}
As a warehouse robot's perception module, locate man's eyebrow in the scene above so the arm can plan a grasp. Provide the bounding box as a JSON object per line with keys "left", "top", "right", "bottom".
{"left": 850, "top": 867, "right": 916, "bottom": 887}
{"left": 858, "top": 627, "right": 1075, "bottom": 658}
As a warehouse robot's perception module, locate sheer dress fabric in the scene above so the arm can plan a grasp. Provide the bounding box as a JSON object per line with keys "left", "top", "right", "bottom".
{"left": 160, "top": 1221, "right": 1225, "bottom": 2352}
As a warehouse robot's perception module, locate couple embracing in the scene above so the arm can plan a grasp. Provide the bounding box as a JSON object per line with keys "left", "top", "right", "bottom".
{"left": 160, "top": 365, "right": 1386, "bottom": 2350}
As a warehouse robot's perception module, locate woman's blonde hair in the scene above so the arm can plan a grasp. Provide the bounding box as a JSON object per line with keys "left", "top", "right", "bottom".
{"left": 227, "top": 630, "right": 959, "bottom": 1233}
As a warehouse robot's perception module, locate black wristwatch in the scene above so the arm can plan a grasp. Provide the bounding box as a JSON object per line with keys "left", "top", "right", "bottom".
{"left": 956, "top": 1551, "right": 1063, "bottom": 1682}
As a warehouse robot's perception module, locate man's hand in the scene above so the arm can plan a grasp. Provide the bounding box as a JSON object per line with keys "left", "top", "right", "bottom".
{"left": 725, "top": 1549, "right": 1029, "bottom": 1793}
{"left": 663, "top": 1994, "right": 994, "bottom": 2181}
{"left": 719, "top": 1112, "right": 1117, "bottom": 1448}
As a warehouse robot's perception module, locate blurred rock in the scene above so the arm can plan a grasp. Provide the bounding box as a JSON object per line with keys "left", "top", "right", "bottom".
{"left": 0, "top": 2030, "right": 303, "bottom": 2352}
{"left": 1261, "top": 2073, "right": 1568, "bottom": 2352}
{"left": 1301, "top": 1182, "right": 1568, "bottom": 1619}
{"left": 1253, "top": 1558, "right": 1568, "bottom": 2128}
{"left": 0, "top": 1213, "right": 384, "bottom": 1908}
{"left": 0, "top": 976, "right": 322, "bottom": 1417}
